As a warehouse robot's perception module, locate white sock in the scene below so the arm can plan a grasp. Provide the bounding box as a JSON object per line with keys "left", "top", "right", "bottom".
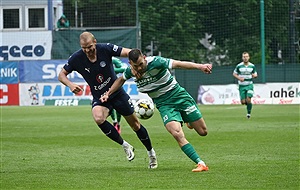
{"left": 147, "top": 148, "right": 156, "bottom": 157}
{"left": 122, "top": 140, "right": 129, "bottom": 147}
{"left": 198, "top": 160, "right": 206, "bottom": 166}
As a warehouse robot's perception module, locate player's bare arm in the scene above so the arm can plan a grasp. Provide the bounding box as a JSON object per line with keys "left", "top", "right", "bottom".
{"left": 58, "top": 68, "right": 83, "bottom": 94}
{"left": 172, "top": 60, "right": 212, "bottom": 74}
{"left": 120, "top": 47, "right": 131, "bottom": 57}
{"left": 100, "top": 76, "right": 126, "bottom": 102}
{"left": 252, "top": 73, "right": 258, "bottom": 78}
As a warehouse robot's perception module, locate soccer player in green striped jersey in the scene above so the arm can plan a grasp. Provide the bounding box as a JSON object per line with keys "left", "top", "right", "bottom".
{"left": 233, "top": 52, "right": 258, "bottom": 119}
{"left": 101, "top": 48, "right": 212, "bottom": 172}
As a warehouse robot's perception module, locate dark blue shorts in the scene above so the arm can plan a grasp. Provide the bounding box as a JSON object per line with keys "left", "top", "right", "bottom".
{"left": 92, "top": 89, "right": 134, "bottom": 116}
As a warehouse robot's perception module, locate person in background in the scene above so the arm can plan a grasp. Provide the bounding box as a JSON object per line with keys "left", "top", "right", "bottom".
{"left": 58, "top": 32, "right": 157, "bottom": 169}
{"left": 233, "top": 52, "right": 258, "bottom": 119}
{"left": 57, "top": 14, "right": 70, "bottom": 28}
{"left": 111, "top": 57, "right": 127, "bottom": 134}
{"left": 101, "top": 48, "right": 212, "bottom": 172}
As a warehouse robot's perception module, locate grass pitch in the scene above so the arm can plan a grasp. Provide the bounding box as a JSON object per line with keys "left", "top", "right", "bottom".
{"left": 1, "top": 104, "right": 299, "bottom": 189}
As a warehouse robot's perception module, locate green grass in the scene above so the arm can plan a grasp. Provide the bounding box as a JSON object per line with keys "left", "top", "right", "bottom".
{"left": 1, "top": 105, "right": 299, "bottom": 189}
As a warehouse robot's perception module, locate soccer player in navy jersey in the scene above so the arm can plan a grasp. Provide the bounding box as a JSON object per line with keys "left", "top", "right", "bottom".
{"left": 58, "top": 32, "right": 157, "bottom": 169}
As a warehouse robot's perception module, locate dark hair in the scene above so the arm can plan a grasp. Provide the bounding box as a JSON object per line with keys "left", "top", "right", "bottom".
{"left": 128, "top": 48, "right": 143, "bottom": 62}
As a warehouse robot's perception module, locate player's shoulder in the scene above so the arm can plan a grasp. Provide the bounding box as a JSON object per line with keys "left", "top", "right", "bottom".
{"left": 97, "top": 43, "right": 122, "bottom": 54}
{"left": 148, "top": 56, "right": 170, "bottom": 64}
{"left": 68, "top": 49, "right": 84, "bottom": 63}
{"left": 96, "top": 43, "right": 109, "bottom": 50}
{"left": 236, "top": 62, "right": 244, "bottom": 67}
{"left": 146, "top": 56, "right": 156, "bottom": 63}
{"left": 248, "top": 62, "right": 256, "bottom": 67}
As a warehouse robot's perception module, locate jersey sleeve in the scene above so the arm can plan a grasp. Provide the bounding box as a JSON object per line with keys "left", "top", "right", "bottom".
{"left": 106, "top": 43, "right": 123, "bottom": 57}
{"left": 252, "top": 64, "right": 257, "bottom": 74}
{"left": 123, "top": 66, "right": 134, "bottom": 80}
{"left": 112, "top": 57, "right": 126, "bottom": 74}
{"left": 152, "top": 56, "right": 171, "bottom": 69}
{"left": 168, "top": 59, "right": 174, "bottom": 70}
{"left": 233, "top": 65, "right": 239, "bottom": 74}
{"left": 112, "top": 57, "right": 123, "bottom": 68}
{"left": 63, "top": 54, "right": 76, "bottom": 73}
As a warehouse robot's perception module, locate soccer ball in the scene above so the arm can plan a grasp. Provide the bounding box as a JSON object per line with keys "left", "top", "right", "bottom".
{"left": 134, "top": 99, "right": 155, "bottom": 119}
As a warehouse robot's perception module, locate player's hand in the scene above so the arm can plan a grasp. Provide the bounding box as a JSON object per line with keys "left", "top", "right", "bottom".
{"left": 202, "top": 64, "right": 212, "bottom": 74}
{"left": 70, "top": 85, "right": 83, "bottom": 94}
{"left": 100, "top": 93, "right": 109, "bottom": 103}
{"left": 131, "top": 66, "right": 144, "bottom": 79}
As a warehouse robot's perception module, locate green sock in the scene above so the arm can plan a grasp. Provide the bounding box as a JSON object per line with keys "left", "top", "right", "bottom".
{"left": 116, "top": 112, "right": 122, "bottom": 123}
{"left": 247, "top": 103, "right": 252, "bottom": 114}
{"left": 111, "top": 109, "right": 116, "bottom": 122}
{"left": 181, "top": 143, "right": 201, "bottom": 164}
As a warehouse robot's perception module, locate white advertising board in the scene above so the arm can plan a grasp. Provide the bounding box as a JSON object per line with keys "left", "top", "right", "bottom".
{"left": 19, "top": 81, "right": 150, "bottom": 106}
{"left": 0, "top": 31, "right": 52, "bottom": 61}
{"left": 197, "top": 83, "right": 300, "bottom": 105}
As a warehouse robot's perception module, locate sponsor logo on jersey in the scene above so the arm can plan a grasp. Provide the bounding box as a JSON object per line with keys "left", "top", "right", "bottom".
{"left": 100, "top": 61, "right": 106, "bottom": 67}
{"left": 85, "top": 68, "right": 90, "bottom": 73}
{"left": 94, "top": 77, "right": 111, "bottom": 91}
{"left": 96, "top": 74, "right": 104, "bottom": 83}
{"left": 113, "top": 45, "right": 118, "bottom": 52}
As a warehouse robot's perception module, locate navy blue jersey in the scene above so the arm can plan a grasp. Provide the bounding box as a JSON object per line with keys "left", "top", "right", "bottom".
{"left": 64, "top": 43, "right": 123, "bottom": 100}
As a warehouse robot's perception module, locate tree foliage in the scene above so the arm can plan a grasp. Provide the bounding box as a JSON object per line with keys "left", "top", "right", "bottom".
{"left": 62, "top": 0, "right": 136, "bottom": 27}
{"left": 62, "top": 0, "right": 297, "bottom": 65}
{"left": 139, "top": 0, "right": 293, "bottom": 64}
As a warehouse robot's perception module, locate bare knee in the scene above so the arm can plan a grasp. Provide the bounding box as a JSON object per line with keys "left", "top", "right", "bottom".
{"left": 200, "top": 130, "right": 208, "bottom": 136}
{"left": 93, "top": 115, "right": 106, "bottom": 125}
{"left": 171, "top": 130, "right": 188, "bottom": 146}
{"left": 246, "top": 98, "right": 251, "bottom": 104}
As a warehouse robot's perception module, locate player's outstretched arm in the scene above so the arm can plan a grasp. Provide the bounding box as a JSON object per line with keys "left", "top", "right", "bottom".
{"left": 120, "top": 47, "right": 132, "bottom": 57}
{"left": 172, "top": 60, "right": 212, "bottom": 74}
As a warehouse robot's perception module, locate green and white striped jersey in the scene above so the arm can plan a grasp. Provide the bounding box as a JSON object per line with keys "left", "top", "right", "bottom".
{"left": 123, "top": 56, "right": 178, "bottom": 98}
{"left": 233, "top": 62, "right": 257, "bottom": 86}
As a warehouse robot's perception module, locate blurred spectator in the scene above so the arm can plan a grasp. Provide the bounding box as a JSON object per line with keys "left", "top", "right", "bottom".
{"left": 57, "top": 14, "right": 70, "bottom": 28}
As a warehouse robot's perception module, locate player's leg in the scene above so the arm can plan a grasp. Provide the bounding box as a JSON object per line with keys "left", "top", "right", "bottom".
{"left": 188, "top": 118, "right": 208, "bottom": 136}
{"left": 123, "top": 113, "right": 157, "bottom": 168}
{"left": 113, "top": 91, "right": 157, "bottom": 168}
{"left": 116, "top": 111, "right": 122, "bottom": 133}
{"left": 239, "top": 86, "right": 247, "bottom": 105}
{"left": 92, "top": 101, "right": 134, "bottom": 161}
{"left": 110, "top": 109, "right": 121, "bottom": 133}
{"left": 165, "top": 120, "right": 208, "bottom": 172}
{"left": 159, "top": 101, "right": 208, "bottom": 172}
{"left": 116, "top": 111, "right": 122, "bottom": 124}
{"left": 179, "top": 96, "right": 208, "bottom": 136}
{"left": 110, "top": 109, "right": 121, "bottom": 134}
{"left": 110, "top": 109, "right": 117, "bottom": 124}
{"left": 122, "top": 113, "right": 154, "bottom": 151}
{"left": 239, "top": 86, "right": 251, "bottom": 118}
{"left": 246, "top": 85, "right": 254, "bottom": 118}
